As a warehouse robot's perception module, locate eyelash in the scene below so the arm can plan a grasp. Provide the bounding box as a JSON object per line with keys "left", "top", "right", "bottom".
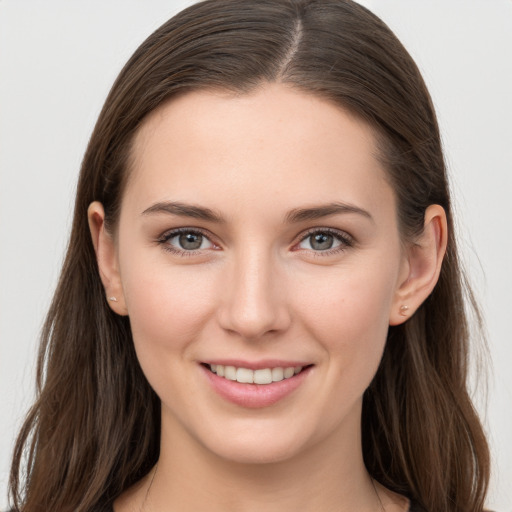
{"left": 295, "top": 228, "right": 354, "bottom": 257}
{"left": 157, "top": 227, "right": 216, "bottom": 257}
{"left": 156, "top": 227, "right": 354, "bottom": 257}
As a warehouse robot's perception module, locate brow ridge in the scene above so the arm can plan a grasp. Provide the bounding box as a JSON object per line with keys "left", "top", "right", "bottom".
{"left": 285, "top": 202, "right": 373, "bottom": 224}
{"left": 141, "top": 200, "right": 372, "bottom": 225}
{"left": 141, "top": 201, "right": 224, "bottom": 223}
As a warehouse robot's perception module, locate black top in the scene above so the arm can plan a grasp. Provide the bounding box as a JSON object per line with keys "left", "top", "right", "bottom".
{"left": 409, "top": 500, "right": 426, "bottom": 512}
{"left": 9, "top": 499, "right": 429, "bottom": 512}
{"left": 98, "top": 500, "right": 426, "bottom": 511}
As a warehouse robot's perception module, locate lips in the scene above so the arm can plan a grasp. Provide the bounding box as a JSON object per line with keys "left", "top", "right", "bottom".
{"left": 201, "top": 361, "right": 312, "bottom": 408}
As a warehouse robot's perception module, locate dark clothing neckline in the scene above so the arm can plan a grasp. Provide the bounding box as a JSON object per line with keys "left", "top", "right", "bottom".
{"left": 102, "top": 499, "right": 426, "bottom": 511}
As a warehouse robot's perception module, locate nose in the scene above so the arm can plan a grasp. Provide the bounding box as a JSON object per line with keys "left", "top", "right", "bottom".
{"left": 217, "top": 248, "right": 291, "bottom": 340}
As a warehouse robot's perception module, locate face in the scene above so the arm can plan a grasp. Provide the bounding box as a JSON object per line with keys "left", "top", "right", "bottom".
{"left": 109, "top": 84, "right": 409, "bottom": 464}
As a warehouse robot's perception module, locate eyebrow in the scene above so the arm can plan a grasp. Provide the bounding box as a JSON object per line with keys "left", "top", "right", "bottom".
{"left": 284, "top": 202, "right": 373, "bottom": 224}
{"left": 141, "top": 201, "right": 225, "bottom": 223}
{"left": 141, "top": 200, "right": 373, "bottom": 224}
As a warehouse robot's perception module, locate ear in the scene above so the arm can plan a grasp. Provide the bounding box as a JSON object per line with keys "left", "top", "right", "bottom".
{"left": 389, "top": 204, "right": 448, "bottom": 326}
{"left": 87, "top": 201, "right": 128, "bottom": 316}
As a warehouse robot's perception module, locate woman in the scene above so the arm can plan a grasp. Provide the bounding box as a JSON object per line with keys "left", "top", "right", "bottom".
{"left": 8, "top": 1, "right": 490, "bottom": 511}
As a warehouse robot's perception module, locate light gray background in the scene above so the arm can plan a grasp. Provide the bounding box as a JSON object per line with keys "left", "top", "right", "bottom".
{"left": 1, "top": 1, "right": 511, "bottom": 510}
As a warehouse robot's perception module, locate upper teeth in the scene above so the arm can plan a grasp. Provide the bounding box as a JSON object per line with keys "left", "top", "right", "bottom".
{"left": 210, "top": 364, "right": 303, "bottom": 385}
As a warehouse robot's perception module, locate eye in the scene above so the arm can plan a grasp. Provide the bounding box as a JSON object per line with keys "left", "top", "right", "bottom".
{"left": 158, "top": 228, "right": 216, "bottom": 254}
{"left": 296, "top": 229, "right": 352, "bottom": 253}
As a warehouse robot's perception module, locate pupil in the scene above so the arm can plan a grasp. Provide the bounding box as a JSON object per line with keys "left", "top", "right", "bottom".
{"left": 311, "top": 233, "right": 333, "bottom": 250}
{"left": 179, "top": 233, "right": 202, "bottom": 250}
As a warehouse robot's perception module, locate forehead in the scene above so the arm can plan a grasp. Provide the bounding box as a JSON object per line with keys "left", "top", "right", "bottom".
{"left": 125, "top": 84, "right": 394, "bottom": 220}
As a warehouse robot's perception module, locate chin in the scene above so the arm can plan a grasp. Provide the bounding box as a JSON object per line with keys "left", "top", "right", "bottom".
{"left": 194, "top": 418, "right": 320, "bottom": 466}
{"left": 209, "top": 438, "right": 307, "bottom": 466}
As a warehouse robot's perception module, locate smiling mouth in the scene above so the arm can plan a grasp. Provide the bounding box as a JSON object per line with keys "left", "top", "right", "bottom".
{"left": 205, "top": 364, "right": 308, "bottom": 385}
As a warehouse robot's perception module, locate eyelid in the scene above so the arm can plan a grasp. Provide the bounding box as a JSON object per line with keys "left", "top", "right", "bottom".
{"left": 293, "top": 227, "right": 354, "bottom": 254}
{"left": 157, "top": 227, "right": 220, "bottom": 255}
{"left": 156, "top": 226, "right": 354, "bottom": 257}
{"left": 157, "top": 226, "right": 212, "bottom": 241}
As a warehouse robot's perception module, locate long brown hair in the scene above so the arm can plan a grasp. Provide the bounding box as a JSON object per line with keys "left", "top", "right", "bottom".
{"left": 9, "top": 1, "right": 490, "bottom": 511}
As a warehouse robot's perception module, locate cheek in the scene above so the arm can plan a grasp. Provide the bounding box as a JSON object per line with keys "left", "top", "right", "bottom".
{"left": 295, "top": 262, "right": 396, "bottom": 378}
{"left": 120, "top": 254, "right": 217, "bottom": 358}
{"left": 119, "top": 259, "right": 221, "bottom": 408}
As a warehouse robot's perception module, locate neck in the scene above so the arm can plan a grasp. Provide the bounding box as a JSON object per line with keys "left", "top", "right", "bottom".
{"left": 141, "top": 407, "right": 382, "bottom": 512}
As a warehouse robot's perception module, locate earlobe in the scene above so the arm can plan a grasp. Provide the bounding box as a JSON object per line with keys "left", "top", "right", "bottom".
{"left": 389, "top": 204, "right": 448, "bottom": 326}
{"left": 87, "top": 201, "right": 128, "bottom": 316}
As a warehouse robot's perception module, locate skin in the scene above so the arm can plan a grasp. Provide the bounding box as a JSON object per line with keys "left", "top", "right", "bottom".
{"left": 89, "top": 83, "right": 447, "bottom": 512}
